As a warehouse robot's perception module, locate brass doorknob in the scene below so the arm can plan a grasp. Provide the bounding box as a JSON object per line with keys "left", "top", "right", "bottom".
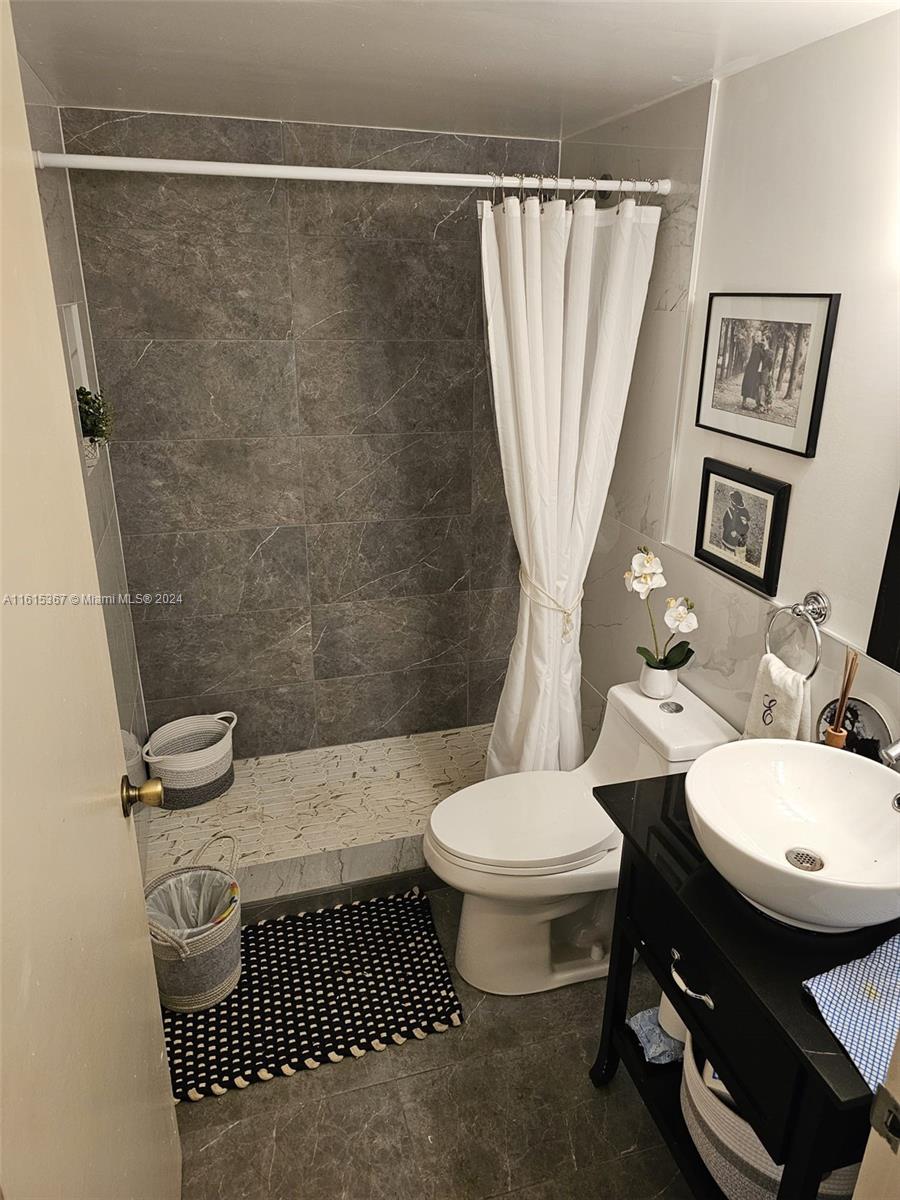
{"left": 121, "top": 775, "right": 164, "bottom": 818}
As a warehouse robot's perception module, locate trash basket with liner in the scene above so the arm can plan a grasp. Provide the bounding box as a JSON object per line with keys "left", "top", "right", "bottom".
{"left": 145, "top": 834, "right": 241, "bottom": 1013}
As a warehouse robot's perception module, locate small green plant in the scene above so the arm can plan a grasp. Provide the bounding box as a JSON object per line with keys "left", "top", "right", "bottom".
{"left": 76, "top": 386, "right": 112, "bottom": 443}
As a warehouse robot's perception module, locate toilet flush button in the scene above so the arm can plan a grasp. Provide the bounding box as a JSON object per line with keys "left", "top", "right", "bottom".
{"left": 659, "top": 701, "right": 683, "bottom": 714}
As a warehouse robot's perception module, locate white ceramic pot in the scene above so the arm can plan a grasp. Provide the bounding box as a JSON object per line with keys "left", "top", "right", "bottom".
{"left": 639, "top": 662, "right": 677, "bottom": 700}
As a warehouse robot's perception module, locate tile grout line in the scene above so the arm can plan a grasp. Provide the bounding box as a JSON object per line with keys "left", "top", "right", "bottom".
{"left": 144, "top": 654, "right": 513, "bottom": 707}
{"left": 91, "top": 335, "right": 482, "bottom": 345}
{"left": 60, "top": 104, "right": 561, "bottom": 147}
{"left": 111, "top": 431, "right": 477, "bottom": 444}
{"left": 121, "top": 514, "right": 475, "bottom": 538}
{"left": 280, "top": 117, "right": 325, "bottom": 746}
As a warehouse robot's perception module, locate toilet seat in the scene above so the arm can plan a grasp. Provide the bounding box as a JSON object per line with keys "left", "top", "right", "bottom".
{"left": 424, "top": 829, "right": 619, "bottom": 878}
{"left": 427, "top": 770, "right": 620, "bottom": 875}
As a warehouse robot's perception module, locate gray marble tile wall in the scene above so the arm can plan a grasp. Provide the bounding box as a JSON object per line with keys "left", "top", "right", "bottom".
{"left": 62, "top": 108, "right": 557, "bottom": 756}
{"left": 19, "top": 57, "right": 146, "bottom": 747}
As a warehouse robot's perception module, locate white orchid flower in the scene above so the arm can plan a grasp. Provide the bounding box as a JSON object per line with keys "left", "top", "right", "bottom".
{"left": 664, "top": 596, "right": 699, "bottom": 633}
{"left": 631, "top": 551, "right": 663, "bottom": 578}
{"left": 632, "top": 572, "right": 667, "bottom": 599}
{"left": 626, "top": 548, "right": 699, "bottom": 671}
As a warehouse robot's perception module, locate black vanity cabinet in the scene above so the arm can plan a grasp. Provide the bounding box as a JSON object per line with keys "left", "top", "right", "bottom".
{"left": 591, "top": 775, "right": 900, "bottom": 1200}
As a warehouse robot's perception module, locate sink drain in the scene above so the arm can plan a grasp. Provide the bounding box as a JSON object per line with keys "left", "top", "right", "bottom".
{"left": 786, "top": 847, "right": 824, "bottom": 872}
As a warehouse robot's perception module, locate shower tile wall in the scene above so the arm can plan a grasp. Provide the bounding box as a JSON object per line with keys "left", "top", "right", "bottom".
{"left": 19, "top": 59, "right": 146, "bottom": 744}
{"left": 63, "top": 109, "right": 556, "bottom": 756}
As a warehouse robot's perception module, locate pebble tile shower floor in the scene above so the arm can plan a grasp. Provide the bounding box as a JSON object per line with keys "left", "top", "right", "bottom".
{"left": 177, "top": 887, "right": 690, "bottom": 1200}
{"left": 143, "top": 724, "right": 492, "bottom": 902}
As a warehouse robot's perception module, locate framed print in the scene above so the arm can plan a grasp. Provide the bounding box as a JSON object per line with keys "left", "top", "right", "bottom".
{"left": 694, "top": 459, "right": 791, "bottom": 596}
{"left": 696, "top": 293, "right": 840, "bottom": 457}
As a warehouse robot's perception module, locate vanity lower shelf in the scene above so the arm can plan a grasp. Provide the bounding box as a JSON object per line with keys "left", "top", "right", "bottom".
{"left": 613, "top": 1024, "right": 724, "bottom": 1200}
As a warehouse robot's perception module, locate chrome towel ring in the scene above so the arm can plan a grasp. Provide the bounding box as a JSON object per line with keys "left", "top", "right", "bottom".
{"left": 764, "top": 590, "right": 831, "bottom": 681}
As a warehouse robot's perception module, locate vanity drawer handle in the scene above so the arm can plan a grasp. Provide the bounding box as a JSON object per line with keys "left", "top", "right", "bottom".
{"left": 670, "top": 948, "right": 715, "bottom": 1010}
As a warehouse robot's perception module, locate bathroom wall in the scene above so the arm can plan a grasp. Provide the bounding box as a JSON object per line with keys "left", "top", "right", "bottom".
{"left": 18, "top": 56, "right": 146, "bottom": 745}
{"left": 560, "top": 84, "right": 712, "bottom": 745}
{"left": 565, "top": 19, "right": 900, "bottom": 746}
{"left": 63, "top": 109, "right": 557, "bottom": 757}
{"left": 666, "top": 14, "right": 900, "bottom": 653}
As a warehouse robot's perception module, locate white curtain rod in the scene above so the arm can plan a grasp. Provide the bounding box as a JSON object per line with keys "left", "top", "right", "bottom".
{"left": 33, "top": 151, "right": 671, "bottom": 195}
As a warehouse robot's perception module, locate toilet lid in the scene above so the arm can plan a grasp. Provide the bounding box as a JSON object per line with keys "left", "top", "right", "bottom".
{"left": 428, "top": 771, "right": 619, "bottom": 871}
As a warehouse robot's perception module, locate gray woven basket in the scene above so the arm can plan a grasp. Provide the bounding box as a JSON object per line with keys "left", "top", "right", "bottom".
{"left": 146, "top": 834, "right": 241, "bottom": 1013}
{"left": 143, "top": 712, "right": 237, "bottom": 809}
{"left": 680, "top": 1033, "right": 858, "bottom": 1200}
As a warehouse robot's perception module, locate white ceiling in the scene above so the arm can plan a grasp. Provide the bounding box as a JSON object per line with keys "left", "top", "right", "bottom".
{"left": 11, "top": 0, "right": 898, "bottom": 140}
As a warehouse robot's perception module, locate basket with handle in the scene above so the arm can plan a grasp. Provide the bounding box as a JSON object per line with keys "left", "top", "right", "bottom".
{"left": 143, "top": 712, "right": 237, "bottom": 809}
{"left": 145, "top": 834, "right": 242, "bottom": 1013}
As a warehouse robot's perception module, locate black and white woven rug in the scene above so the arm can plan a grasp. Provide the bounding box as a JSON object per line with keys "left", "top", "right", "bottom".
{"left": 163, "top": 888, "right": 463, "bottom": 1102}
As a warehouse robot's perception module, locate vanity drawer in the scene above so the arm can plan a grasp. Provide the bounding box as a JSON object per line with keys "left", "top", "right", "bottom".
{"left": 630, "top": 863, "right": 801, "bottom": 1161}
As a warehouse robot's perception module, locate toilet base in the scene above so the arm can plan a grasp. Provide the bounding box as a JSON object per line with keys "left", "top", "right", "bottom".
{"left": 454, "top": 890, "right": 615, "bottom": 995}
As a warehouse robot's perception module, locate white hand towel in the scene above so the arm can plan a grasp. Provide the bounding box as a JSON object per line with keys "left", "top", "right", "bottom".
{"left": 742, "top": 652, "right": 811, "bottom": 741}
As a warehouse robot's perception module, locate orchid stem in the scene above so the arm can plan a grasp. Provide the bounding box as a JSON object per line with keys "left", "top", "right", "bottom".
{"left": 646, "top": 596, "right": 660, "bottom": 661}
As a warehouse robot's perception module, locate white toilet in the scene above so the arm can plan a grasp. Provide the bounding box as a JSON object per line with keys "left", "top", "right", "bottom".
{"left": 425, "top": 681, "right": 738, "bottom": 995}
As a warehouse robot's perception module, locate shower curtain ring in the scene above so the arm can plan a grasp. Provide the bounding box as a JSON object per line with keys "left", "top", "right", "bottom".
{"left": 616, "top": 178, "right": 635, "bottom": 211}
{"left": 517, "top": 172, "right": 525, "bottom": 202}
{"left": 537, "top": 174, "right": 545, "bottom": 207}
{"left": 489, "top": 172, "right": 499, "bottom": 207}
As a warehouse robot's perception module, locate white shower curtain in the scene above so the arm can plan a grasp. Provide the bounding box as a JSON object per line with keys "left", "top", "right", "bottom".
{"left": 479, "top": 195, "right": 660, "bottom": 777}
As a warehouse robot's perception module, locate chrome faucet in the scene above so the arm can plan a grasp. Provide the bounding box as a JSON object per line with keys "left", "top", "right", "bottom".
{"left": 881, "top": 739, "right": 900, "bottom": 770}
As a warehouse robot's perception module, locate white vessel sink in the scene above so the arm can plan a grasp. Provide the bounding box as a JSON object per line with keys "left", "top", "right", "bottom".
{"left": 685, "top": 740, "right": 900, "bottom": 933}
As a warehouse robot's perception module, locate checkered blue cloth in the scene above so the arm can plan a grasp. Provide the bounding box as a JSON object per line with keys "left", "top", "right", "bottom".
{"left": 803, "top": 934, "right": 900, "bottom": 1092}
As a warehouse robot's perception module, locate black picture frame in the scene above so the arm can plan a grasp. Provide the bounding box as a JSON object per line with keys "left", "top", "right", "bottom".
{"left": 694, "top": 458, "right": 791, "bottom": 596}
{"left": 695, "top": 292, "right": 840, "bottom": 458}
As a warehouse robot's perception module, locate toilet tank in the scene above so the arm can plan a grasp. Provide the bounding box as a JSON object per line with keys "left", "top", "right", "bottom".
{"left": 579, "top": 681, "right": 739, "bottom": 787}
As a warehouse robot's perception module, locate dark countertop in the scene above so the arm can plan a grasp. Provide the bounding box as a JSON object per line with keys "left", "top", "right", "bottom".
{"left": 593, "top": 773, "right": 900, "bottom": 1108}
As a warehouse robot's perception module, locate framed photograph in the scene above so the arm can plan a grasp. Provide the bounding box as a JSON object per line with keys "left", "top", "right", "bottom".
{"left": 694, "top": 459, "right": 791, "bottom": 596}
{"left": 696, "top": 293, "right": 840, "bottom": 457}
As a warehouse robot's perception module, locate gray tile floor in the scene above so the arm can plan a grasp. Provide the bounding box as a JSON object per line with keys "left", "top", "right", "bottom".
{"left": 177, "top": 888, "right": 691, "bottom": 1200}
